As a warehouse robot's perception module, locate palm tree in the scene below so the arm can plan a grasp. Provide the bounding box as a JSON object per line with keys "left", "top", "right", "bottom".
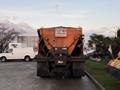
{"left": 117, "top": 28, "right": 120, "bottom": 38}
{"left": 88, "top": 28, "right": 120, "bottom": 59}
{"left": 88, "top": 34, "right": 112, "bottom": 59}
{"left": 111, "top": 37, "right": 120, "bottom": 58}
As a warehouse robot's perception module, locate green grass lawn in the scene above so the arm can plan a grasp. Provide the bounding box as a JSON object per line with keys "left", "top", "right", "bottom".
{"left": 86, "top": 60, "right": 120, "bottom": 90}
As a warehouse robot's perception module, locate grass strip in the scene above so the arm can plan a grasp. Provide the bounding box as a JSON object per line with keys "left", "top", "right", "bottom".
{"left": 86, "top": 60, "right": 120, "bottom": 90}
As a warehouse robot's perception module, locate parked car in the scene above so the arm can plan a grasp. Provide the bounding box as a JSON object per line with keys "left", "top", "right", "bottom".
{"left": 0, "top": 47, "right": 36, "bottom": 62}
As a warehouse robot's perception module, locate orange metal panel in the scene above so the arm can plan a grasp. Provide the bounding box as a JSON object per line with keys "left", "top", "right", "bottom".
{"left": 38, "top": 26, "right": 82, "bottom": 55}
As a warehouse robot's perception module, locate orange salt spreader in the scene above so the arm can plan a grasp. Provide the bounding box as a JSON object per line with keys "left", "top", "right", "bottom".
{"left": 35, "top": 26, "right": 88, "bottom": 78}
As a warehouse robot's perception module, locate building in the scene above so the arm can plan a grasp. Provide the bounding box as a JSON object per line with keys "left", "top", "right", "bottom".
{"left": 13, "top": 27, "right": 38, "bottom": 48}
{"left": 16, "top": 36, "right": 37, "bottom": 47}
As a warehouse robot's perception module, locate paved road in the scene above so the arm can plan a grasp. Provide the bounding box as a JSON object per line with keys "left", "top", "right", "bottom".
{"left": 0, "top": 62, "right": 98, "bottom": 90}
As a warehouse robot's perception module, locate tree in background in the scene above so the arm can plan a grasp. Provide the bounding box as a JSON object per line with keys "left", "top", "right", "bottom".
{"left": 111, "top": 29, "right": 120, "bottom": 58}
{"left": 88, "top": 28, "right": 120, "bottom": 59}
{"left": 117, "top": 28, "right": 120, "bottom": 38}
{"left": 88, "top": 34, "right": 111, "bottom": 52}
{"left": 111, "top": 38, "right": 119, "bottom": 58}
{"left": 88, "top": 33, "right": 112, "bottom": 60}
{"left": 0, "top": 23, "right": 19, "bottom": 53}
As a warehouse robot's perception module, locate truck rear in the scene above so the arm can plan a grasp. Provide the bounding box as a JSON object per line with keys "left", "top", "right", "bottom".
{"left": 35, "top": 26, "right": 87, "bottom": 78}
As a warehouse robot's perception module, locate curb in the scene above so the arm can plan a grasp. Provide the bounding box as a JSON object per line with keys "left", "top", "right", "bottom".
{"left": 85, "top": 71, "right": 106, "bottom": 90}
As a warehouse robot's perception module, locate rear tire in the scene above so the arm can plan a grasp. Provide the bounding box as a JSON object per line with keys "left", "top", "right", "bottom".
{"left": 37, "top": 62, "right": 49, "bottom": 77}
{"left": 1, "top": 56, "right": 7, "bottom": 62}
{"left": 72, "top": 62, "right": 85, "bottom": 78}
{"left": 24, "top": 56, "right": 31, "bottom": 62}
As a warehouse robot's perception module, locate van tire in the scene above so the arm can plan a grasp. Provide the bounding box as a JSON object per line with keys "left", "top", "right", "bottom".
{"left": 24, "top": 56, "right": 31, "bottom": 62}
{"left": 1, "top": 56, "right": 7, "bottom": 62}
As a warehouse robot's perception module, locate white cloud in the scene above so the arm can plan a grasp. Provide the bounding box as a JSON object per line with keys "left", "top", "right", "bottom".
{"left": 1, "top": 9, "right": 119, "bottom": 41}
{"left": 0, "top": 9, "right": 88, "bottom": 28}
{"left": 84, "top": 26, "right": 119, "bottom": 43}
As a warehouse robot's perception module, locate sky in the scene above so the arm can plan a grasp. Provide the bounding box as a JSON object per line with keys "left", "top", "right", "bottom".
{"left": 0, "top": 0, "right": 120, "bottom": 36}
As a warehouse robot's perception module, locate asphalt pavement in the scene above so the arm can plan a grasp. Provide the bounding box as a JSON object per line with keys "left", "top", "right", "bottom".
{"left": 0, "top": 61, "right": 99, "bottom": 90}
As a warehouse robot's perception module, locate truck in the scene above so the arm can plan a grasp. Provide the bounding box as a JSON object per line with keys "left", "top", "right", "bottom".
{"left": 35, "top": 26, "right": 87, "bottom": 78}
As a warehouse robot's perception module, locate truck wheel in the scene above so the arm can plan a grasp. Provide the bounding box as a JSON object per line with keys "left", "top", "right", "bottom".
{"left": 37, "top": 62, "right": 49, "bottom": 77}
{"left": 72, "top": 62, "right": 85, "bottom": 78}
{"left": 24, "top": 56, "right": 31, "bottom": 62}
{"left": 1, "top": 56, "right": 7, "bottom": 62}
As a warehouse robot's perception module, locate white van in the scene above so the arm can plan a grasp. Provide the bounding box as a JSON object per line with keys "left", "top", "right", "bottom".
{"left": 0, "top": 47, "right": 36, "bottom": 62}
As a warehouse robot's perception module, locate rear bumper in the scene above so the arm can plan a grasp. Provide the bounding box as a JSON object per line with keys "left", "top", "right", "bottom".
{"left": 35, "top": 55, "right": 88, "bottom": 62}
{"left": 36, "top": 55, "right": 87, "bottom": 77}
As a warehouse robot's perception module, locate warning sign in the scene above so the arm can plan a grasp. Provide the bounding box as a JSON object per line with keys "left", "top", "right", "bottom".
{"left": 55, "top": 27, "right": 67, "bottom": 37}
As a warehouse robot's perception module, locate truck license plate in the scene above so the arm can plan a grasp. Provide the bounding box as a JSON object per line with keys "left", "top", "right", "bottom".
{"left": 55, "top": 60, "right": 66, "bottom": 65}
{"left": 58, "top": 60, "right": 64, "bottom": 64}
